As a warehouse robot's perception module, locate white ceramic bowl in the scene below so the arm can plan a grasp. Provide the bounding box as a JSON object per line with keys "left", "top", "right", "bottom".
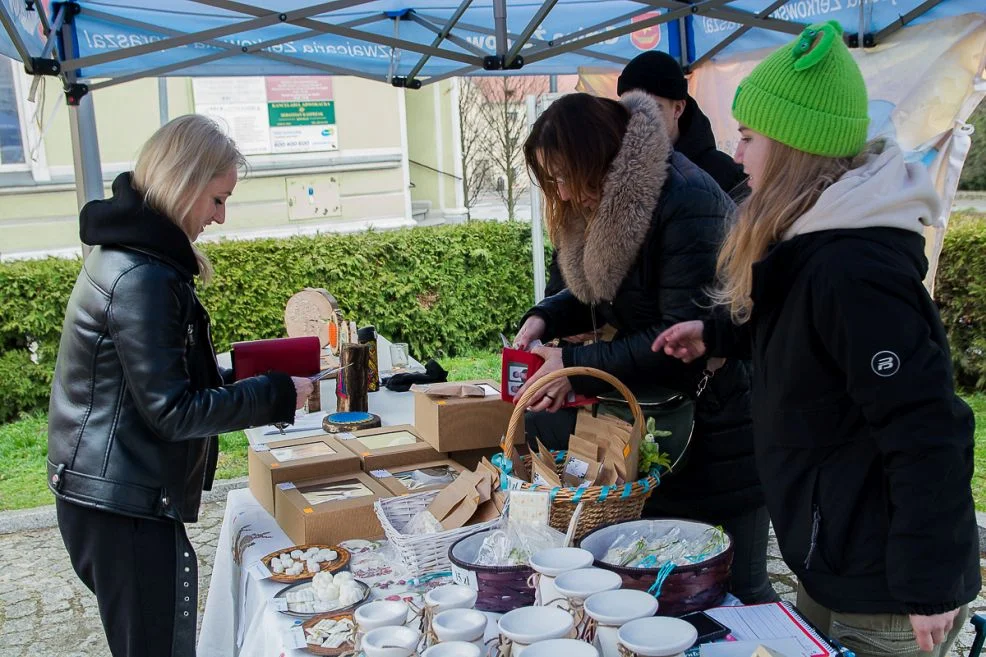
{"left": 361, "top": 625, "right": 421, "bottom": 657}
{"left": 529, "top": 547, "right": 595, "bottom": 577}
{"left": 523, "top": 638, "right": 600, "bottom": 657}
{"left": 498, "top": 606, "right": 574, "bottom": 644}
{"left": 553, "top": 568, "right": 623, "bottom": 602}
{"left": 424, "top": 584, "right": 478, "bottom": 611}
{"left": 584, "top": 589, "right": 658, "bottom": 626}
{"left": 618, "top": 617, "right": 698, "bottom": 656}
{"left": 432, "top": 608, "right": 488, "bottom": 642}
{"left": 422, "top": 642, "right": 483, "bottom": 657}
{"left": 354, "top": 600, "right": 410, "bottom": 632}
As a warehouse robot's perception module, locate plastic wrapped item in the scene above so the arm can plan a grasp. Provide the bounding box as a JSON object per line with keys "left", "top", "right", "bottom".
{"left": 403, "top": 509, "right": 445, "bottom": 536}
{"left": 602, "top": 524, "right": 728, "bottom": 567}
{"left": 475, "top": 519, "right": 566, "bottom": 567}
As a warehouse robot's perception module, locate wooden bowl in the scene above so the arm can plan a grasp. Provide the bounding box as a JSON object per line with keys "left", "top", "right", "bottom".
{"left": 261, "top": 544, "right": 350, "bottom": 583}
{"left": 301, "top": 611, "right": 356, "bottom": 655}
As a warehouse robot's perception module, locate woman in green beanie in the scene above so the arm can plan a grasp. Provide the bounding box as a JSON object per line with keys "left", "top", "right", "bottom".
{"left": 652, "top": 20, "right": 980, "bottom": 657}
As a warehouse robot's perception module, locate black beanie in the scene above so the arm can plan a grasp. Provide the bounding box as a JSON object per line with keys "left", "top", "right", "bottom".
{"left": 617, "top": 51, "right": 688, "bottom": 100}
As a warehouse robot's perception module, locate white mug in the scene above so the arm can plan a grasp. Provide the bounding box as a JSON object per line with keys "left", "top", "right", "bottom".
{"left": 424, "top": 584, "right": 478, "bottom": 612}
{"left": 432, "top": 608, "right": 487, "bottom": 645}
{"left": 422, "top": 641, "right": 483, "bottom": 657}
{"left": 361, "top": 625, "right": 421, "bottom": 657}
{"left": 498, "top": 606, "right": 575, "bottom": 656}
{"left": 529, "top": 547, "right": 595, "bottom": 607}
{"left": 354, "top": 600, "right": 410, "bottom": 632}
{"left": 583, "top": 590, "right": 658, "bottom": 657}
{"left": 523, "top": 638, "right": 599, "bottom": 657}
{"left": 617, "top": 617, "right": 698, "bottom": 657}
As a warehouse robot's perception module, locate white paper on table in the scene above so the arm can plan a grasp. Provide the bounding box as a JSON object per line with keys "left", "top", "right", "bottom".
{"left": 479, "top": 384, "right": 500, "bottom": 396}
{"left": 261, "top": 411, "right": 327, "bottom": 436}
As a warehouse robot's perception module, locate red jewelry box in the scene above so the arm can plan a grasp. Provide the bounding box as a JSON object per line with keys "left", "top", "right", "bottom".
{"left": 231, "top": 336, "right": 321, "bottom": 381}
{"left": 500, "top": 347, "right": 596, "bottom": 407}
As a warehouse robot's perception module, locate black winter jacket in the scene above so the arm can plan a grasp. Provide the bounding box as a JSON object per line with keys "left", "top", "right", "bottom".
{"left": 47, "top": 173, "right": 297, "bottom": 523}
{"left": 705, "top": 225, "right": 981, "bottom": 614}
{"left": 525, "top": 91, "right": 762, "bottom": 518}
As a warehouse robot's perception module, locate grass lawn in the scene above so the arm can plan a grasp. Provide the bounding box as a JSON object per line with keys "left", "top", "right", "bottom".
{"left": 3, "top": 355, "right": 981, "bottom": 514}
{"left": 0, "top": 350, "right": 502, "bottom": 512}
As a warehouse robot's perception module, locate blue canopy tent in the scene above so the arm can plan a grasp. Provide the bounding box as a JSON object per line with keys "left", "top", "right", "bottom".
{"left": 0, "top": 0, "right": 983, "bottom": 289}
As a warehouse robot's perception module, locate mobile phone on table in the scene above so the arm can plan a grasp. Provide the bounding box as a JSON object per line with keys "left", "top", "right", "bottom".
{"left": 679, "top": 610, "right": 730, "bottom": 644}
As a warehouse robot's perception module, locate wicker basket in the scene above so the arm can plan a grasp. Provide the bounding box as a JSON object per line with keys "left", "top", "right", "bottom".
{"left": 448, "top": 529, "right": 536, "bottom": 613}
{"left": 501, "top": 366, "right": 656, "bottom": 541}
{"left": 374, "top": 489, "right": 501, "bottom": 577}
{"left": 579, "top": 518, "right": 734, "bottom": 616}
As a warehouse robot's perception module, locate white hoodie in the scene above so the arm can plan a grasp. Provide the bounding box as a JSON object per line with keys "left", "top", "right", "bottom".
{"left": 783, "top": 140, "right": 942, "bottom": 241}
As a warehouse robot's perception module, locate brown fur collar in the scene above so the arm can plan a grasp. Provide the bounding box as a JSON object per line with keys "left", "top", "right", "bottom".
{"left": 555, "top": 91, "right": 671, "bottom": 304}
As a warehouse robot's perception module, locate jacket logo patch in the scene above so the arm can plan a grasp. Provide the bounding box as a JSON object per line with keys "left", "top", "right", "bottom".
{"left": 871, "top": 351, "right": 900, "bottom": 377}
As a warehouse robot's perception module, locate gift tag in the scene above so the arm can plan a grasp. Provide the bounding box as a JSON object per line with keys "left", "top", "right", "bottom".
{"left": 370, "top": 469, "right": 393, "bottom": 478}
{"left": 564, "top": 457, "right": 589, "bottom": 479}
{"left": 283, "top": 624, "right": 308, "bottom": 650}
{"left": 450, "top": 562, "right": 479, "bottom": 591}
{"left": 247, "top": 560, "right": 272, "bottom": 581}
{"left": 268, "top": 598, "right": 288, "bottom": 612}
{"left": 336, "top": 432, "right": 357, "bottom": 441}
{"left": 252, "top": 443, "right": 270, "bottom": 452}
{"left": 277, "top": 482, "right": 296, "bottom": 491}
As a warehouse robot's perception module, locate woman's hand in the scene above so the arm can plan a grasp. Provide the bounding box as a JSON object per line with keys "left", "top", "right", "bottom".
{"left": 291, "top": 377, "right": 315, "bottom": 410}
{"left": 651, "top": 320, "right": 707, "bottom": 363}
{"left": 513, "top": 316, "right": 546, "bottom": 351}
{"left": 909, "top": 610, "right": 960, "bottom": 652}
{"left": 514, "top": 346, "right": 572, "bottom": 413}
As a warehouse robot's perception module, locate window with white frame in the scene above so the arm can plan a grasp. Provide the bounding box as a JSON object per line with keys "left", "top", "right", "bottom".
{"left": 0, "top": 58, "right": 26, "bottom": 167}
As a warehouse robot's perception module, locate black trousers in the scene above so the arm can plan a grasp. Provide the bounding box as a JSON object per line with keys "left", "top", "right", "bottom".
{"left": 525, "top": 409, "right": 778, "bottom": 605}
{"left": 56, "top": 499, "right": 198, "bottom": 657}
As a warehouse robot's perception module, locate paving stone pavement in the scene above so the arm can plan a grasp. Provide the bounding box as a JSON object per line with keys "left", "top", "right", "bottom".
{"left": 0, "top": 496, "right": 982, "bottom": 656}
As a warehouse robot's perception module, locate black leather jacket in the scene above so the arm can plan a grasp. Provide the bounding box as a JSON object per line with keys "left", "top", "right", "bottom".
{"left": 47, "top": 173, "right": 296, "bottom": 523}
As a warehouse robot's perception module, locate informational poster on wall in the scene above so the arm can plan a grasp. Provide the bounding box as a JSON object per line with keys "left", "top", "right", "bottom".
{"left": 192, "top": 76, "right": 338, "bottom": 155}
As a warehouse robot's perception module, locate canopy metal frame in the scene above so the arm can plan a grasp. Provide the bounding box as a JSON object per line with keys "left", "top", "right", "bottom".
{"left": 0, "top": 0, "right": 961, "bottom": 292}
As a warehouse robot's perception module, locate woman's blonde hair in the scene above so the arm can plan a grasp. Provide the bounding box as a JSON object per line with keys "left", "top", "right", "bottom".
{"left": 132, "top": 114, "right": 245, "bottom": 283}
{"left": 711, "top": 137, "right": 855, "bottom": 323}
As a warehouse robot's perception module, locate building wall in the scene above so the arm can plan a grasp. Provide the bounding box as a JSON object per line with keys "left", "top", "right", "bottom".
{"left": 0, "top": 58, "right": 464, "bottom": 258}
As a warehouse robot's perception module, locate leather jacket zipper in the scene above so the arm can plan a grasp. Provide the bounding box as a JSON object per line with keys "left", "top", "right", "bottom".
{"left": 805, "top": 504, "right": 822, "bottom": 569}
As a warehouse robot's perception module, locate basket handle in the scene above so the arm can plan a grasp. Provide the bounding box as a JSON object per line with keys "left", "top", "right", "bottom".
{"left": 502, "top": 366, "right": 643, "bottom": 459}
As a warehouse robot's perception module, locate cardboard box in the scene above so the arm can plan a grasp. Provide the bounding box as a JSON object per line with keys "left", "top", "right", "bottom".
{"left": 368, "top": 458, "right": 467, "bottom": 496}
{"left": 338, "top": 425, "right": 444, "bottom": 471}
{"left": 413, "top": 379, "right": 518, "bottom": 452}
{"left": 248, "top": 435, "right": 361, "bottom": 516}
{"left": 273, "top": 471, "right": 392, "bottom": 545}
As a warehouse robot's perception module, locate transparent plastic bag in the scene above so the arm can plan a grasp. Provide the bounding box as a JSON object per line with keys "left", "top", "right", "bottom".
{"left": 601, "top": 524, "right": 727, "bottom": 567}
{"left": 402, "top": 509, "right": 444, "bottom": 536}
{"left": 474, "top": 518, "right": 566, "bottom": 566}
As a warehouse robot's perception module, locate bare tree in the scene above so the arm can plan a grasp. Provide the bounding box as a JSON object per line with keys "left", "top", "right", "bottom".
{"left": 474, "top": 76, "right": 546, "bottom": 220}
{"left": 455, "top": 78, "right": 492, "bottom": 219}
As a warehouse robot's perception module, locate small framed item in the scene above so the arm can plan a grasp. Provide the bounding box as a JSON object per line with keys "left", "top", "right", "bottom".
{"left": 369, "top": 459, "right": 466, "bottom": 496}
{"left": 338, "top": 424, "right": 444, "bottom": 471}
{"left": 248, "top": 435, "right": 360, "bottom": 516}
{"left": 274, "top": 472, "right": 393, "bottom": 545}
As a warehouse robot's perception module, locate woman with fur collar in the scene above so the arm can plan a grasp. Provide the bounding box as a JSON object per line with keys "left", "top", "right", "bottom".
{"left": 512, "top": 91, "right": 777, "bottom": 603}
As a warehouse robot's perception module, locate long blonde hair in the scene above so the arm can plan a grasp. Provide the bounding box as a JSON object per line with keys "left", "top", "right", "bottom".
{"left": 132, "top": 114, "right": 245, "bottom": 283}
{"left": 711, "top": 138, "right": 854, "bottom": 323}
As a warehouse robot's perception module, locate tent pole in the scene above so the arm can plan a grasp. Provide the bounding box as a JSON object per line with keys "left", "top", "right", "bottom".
{"left": 493, "top": 0, "right": 508, "bottom": 58}
{"left": 527, "top": 94, "right": 545, "bottom": 303}
{"left": 158, "top": 78, "right": 169, "bottom": 126}
{"left": 0, "top": 2, "right": 35, "bottom": 66}
{"left": 59, "top": 10, "right": 104, "bottom": 257}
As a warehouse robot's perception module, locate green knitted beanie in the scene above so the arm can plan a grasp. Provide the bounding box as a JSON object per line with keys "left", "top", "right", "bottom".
{"left": 732, "top": 20, "right": 869, "bottom": 158}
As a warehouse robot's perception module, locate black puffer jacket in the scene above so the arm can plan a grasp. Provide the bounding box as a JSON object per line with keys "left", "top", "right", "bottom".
{"left": 525, "top": 92, "right": 761, "bottom": 517}
{"left": 47, "top": 173, "right": 296, "bottom": 523}
{"left": 675, "top": 97, "right": 749, "bottom": 204}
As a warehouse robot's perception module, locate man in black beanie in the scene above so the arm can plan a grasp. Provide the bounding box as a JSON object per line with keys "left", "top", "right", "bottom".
{"left": 617, "top": 50, "right": 748, "bottom": 202}
{"left": 544, "top": 51, "right": 748, "bottom": 297}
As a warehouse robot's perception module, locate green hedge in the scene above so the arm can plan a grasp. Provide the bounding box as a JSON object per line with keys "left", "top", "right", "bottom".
{"left": 0, "top": 221, "right": 540, "bottom": 423}
{"left": 937, "top": 214, "right": 986, "bottom": 389}
{"left": 958, "top": 102, "right": 986, "bottom": 191}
